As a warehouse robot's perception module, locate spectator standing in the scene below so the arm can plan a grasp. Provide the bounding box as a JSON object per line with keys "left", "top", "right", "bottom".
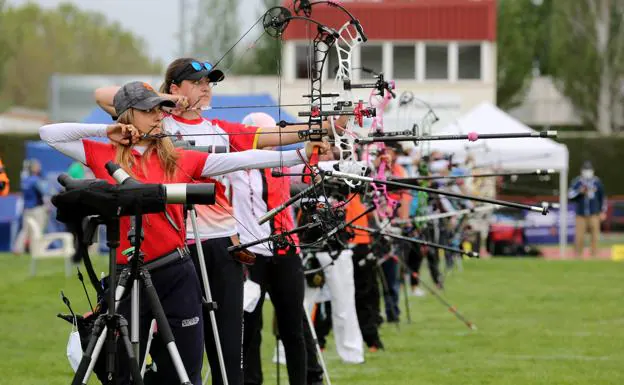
{"left": 568, "top": 161, "right": 607, "bottom": 258}
{"left": 13, "top": 159, "right": 49, "bottom": 254}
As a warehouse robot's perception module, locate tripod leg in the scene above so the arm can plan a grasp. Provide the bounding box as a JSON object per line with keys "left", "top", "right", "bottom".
{"left": 275, "top": 336, "right": 280, "bottom": 385}
{"left": 141, "top": 319, "right": 157, "bottom": 377}
{"left": 303, "top": 302, "right": 332, "bottom": 385}
{"left": 188, "top": 206, "right": 230, "bottom": 385}
{"left": 131, "top": 280, "right": 141, "bottom": 358}
{"left": 118, "top": 316, "right": 145, "bottom": 385}
{"left": 84, "top": 270, "right": 131, "bottom": 380}
{"left": 71, "top": 316, "right": 107, "bottom": 385}
{"left": 74, "top": 271, "right": 131, "bottom": 385}
{"left": 140, "top": 270, "right": 192, "bottom": 385}
{"left": 402, "top": 272, "right": 412, "bottom": 324}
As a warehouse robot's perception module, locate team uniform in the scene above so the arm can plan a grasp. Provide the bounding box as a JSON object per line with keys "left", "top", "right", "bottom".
{"left": 230, "top": 166, "right": 311, "bottom": 385}
{"left": 40, "top": 121, "right": 308, "bottom": 385}
{"left": 162, "top": 113, "right": 260, "bottom": 385}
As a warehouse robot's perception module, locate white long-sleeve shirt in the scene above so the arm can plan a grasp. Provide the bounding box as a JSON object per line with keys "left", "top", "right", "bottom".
{"left": 39, "top": 123, "right": 307, "bottom": 179}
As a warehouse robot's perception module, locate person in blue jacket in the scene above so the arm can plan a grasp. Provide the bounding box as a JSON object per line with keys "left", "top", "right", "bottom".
{"left": 568, "top": 161, "right": 606, "bottom": 258}
{"left": 13, "top": 159, "right": 49, "bottom": 254}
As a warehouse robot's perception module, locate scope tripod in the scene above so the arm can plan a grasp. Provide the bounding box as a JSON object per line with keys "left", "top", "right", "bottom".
{"left": 186, "top": 204, "right": 230, "bottom": 385}
{"left": 71, "top": 213, "right": 192, "bottom": 385}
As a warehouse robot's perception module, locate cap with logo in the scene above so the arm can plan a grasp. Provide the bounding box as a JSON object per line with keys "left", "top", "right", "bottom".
{"left": 113, "top": 81, "right": 176, "bottom": 117}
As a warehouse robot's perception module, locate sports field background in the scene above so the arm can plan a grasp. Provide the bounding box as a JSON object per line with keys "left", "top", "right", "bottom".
{"left": 0, "top": 254, "right": 622, "bottom": 385}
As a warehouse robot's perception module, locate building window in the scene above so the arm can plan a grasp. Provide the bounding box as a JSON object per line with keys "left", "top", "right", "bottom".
{"left": 458, "top": 44, "right": 481, "bottom": 80}
{"left": 360, "top": 45, "right": 383, "bottom": 79}
{"left": 295, "top": 44, "right": 312, "bottom": 79}
{"left": 393, "top": 45, "right": 415, "bottom": 79}
{"left": 425, "top": 44, "right": 448, "bottom": 80}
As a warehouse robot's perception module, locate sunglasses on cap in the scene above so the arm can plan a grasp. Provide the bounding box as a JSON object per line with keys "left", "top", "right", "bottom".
{"left": 190, "top": 61, "right": 214, "bottom": 72}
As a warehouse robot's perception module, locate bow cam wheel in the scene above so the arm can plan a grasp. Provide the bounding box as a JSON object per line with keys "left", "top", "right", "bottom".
{"left": 263, "top": 6, "right": 292, "bottom": 38}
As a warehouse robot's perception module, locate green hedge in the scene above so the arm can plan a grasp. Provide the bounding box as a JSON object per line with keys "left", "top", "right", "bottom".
{"left": 557, "top": 136, "right": 624, "bottom": 195}
{"left": 0, "top": 133, "right": 40, "bottom": 192}
{"left": 493, "top": 136, "right": 624, "bottom": 196}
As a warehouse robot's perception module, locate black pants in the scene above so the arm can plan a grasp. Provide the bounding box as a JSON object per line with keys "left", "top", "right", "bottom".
{"left": 312, "top": 301, "right": 332, "bottom": 349}
{"left": 351, "top": 244, "right": 382, "bottom": 347}
{"left": 381, "top": 254, "right": 400, "bottom": 322}
{"left": 242, "top": 250, "right": 306, "bottom": 385}
{"left": 116, "top": 256, "right": 204, "bottom": 385}
{"left": 244, "top": 311, "right": 323, "bottom": 385}
{"left": 189, "top": 238, "right": 244, "bottom": 385}
{"left": 407, "top": 244, "right": 442, "bottom": 286}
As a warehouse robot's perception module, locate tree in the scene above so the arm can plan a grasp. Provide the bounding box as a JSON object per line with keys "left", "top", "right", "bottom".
{"left": 190, "top": 0, "right": 240, "bottom": 70}
{"left": 0, "top": 0, "right": 13, "bottom": 107}
{"left": 549, "top": 0, "right": 624, "bottom": 134}
{"left": 233, "top": 0, "right": 282, "bottom": 75}
{"left": 496, "top": 0, "right": 545, "bottom": 110}
{"left": 0, "top": 3, "right": 161, "bottom": 109}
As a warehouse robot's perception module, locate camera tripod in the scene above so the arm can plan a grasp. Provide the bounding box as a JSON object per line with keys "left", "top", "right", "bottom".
{"left": 186, "top": 204, "right": 230, "bottom": 385}
{"left": 71, "top": 213, "right": 193, "bottom": 385}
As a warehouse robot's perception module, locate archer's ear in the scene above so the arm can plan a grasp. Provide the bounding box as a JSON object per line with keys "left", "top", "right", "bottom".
{"left": 169, "top": 82, "right": 181, "bottom": 95}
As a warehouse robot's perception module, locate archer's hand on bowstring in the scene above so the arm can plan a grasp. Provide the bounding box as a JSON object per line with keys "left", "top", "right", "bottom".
{"left": 304, "top": 139, "right": 331, "bottom": 159}
{"left": 329, "top": 115, "right": 349, "bottom": 137}
{"left": 373, "top": 153, "right": 392, "bottom": 168}
{"left": 162, "top": 94, "right": 191, "bottom": 114}
{"left": 106, "top": 123, "right": 141, "bottom": 146}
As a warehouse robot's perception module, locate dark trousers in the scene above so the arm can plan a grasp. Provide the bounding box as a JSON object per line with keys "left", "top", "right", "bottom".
{"left": 116, "top": 257, "right": 204, "bottom": 385}
{"left": 244, "top": 311, "right": 323, "bottom": 385}
{"left": 407, "top": 244, "right": 442, "bottom": 286}
{"left": 381, "top": 255, "right": 400, "bottom": 322}
{"left": 312, "top": 301, "right": 332, "bottom": 349}
{"left": 242, "top": 250, "right": 306, "bottom": 385}
{"left": 189, "top": 238, "right": 244, "bottom": 385}
{"left": 351, "top": 244, "right": 382, "bottom": 346}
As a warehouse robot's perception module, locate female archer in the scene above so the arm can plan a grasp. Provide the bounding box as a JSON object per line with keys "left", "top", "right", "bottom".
{"left": 94, "top": 57, "right": 347, "bottom": 385}
{"left": 41, "top": 81, "right": 328, "bottom": 385}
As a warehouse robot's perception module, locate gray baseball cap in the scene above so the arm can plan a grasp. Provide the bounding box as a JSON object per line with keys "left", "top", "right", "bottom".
{"left": 113, "top": 81, "right": 176, "bottom": 116}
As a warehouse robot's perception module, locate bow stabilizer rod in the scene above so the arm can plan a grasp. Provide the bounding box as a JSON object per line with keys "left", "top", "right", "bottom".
{"left": 389, "top": 169, "right": 557, "bottom": 182}
{"left": 325, "top": 170, "right": 551, "bottom": 215}
{"left": 355, "top": 130, "right": 558, "bottom": 144}
{"left": 351, "top": 225, "right": 479, "bottom": 259}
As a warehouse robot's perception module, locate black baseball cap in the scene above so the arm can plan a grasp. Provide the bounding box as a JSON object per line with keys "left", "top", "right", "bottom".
{"left": 113, "top": 81, "right": 176, "bottom": 116}
{"left": 171, "top": 59, "right": 225, "bottom": 84}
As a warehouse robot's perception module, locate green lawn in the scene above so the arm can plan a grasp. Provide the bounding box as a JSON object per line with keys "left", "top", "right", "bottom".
{"left": 1, "top": 254, "right": 623, "bottom": 385}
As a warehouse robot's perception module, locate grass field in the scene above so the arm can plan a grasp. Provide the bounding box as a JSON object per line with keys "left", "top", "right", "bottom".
{"left": 1, "top": 254, "right": 623, "bottom": 385}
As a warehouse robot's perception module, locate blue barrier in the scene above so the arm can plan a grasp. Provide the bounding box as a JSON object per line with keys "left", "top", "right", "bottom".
{"left": 0, "top": 194, "right": 22, "bottom": 252}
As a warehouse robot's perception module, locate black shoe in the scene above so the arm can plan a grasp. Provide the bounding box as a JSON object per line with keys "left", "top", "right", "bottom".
{"left": 308, "top": 373, "right": 324, "bottom": 385}
{"left": 368, "top": 338, "right": 385, "bottom": 352}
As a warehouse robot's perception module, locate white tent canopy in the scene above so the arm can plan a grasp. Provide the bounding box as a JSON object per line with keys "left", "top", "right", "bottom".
{"left": 428, "top": 102, "right": 569, "bottom": 257}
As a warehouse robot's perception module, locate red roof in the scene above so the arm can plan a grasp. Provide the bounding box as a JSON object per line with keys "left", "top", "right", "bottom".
{"left": 281, "top": 0, "right": 496, "bottom": 41}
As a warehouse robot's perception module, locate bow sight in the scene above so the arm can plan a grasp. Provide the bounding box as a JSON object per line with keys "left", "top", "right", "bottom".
{"left": 344, "top": 72, "right": 396, "bottom": 100}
